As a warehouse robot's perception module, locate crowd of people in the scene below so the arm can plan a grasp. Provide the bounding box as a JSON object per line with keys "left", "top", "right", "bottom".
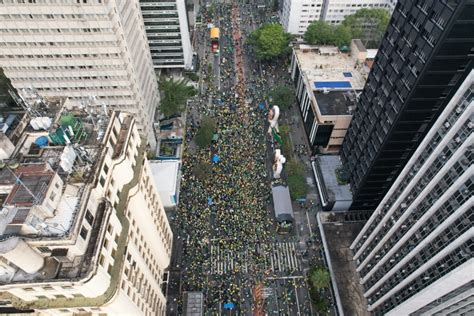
{"left": 178, "top": 2, "right": 275, "bottom": 313}
{"left": 174, "top": 2, "right": 308, "bottom": 314}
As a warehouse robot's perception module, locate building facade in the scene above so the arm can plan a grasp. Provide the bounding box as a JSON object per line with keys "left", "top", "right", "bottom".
{"left": 281, "top": 0, "right": 396, "bottom": 35}
{"left": 290, "top": 44, "right": 367, "bottom": 153}
{"left": 0, "top": 0, "right": 159, "bottom": 147}
{"left": 341, "top": 0, "right": 474, "bottom": 210}
{"left": 0, "top": 106, "right": 172, "bottom": 315}
{"left": 350, "top": 71, "right": 473, "bottom": 315}
{"left": 140, "top": 0, "right": 193, "bottom": 70}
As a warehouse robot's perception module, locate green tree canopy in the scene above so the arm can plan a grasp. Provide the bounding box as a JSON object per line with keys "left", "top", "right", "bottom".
{"left": 287, "top": 174, "right": 308, "bottom": 200}
{"left": 342, "top": 8, "right": 390, "bottom": 48}
{"left": 286, "top": 159, "right": 308, "bottom": 199}
{"left": 248, "top": 23, "right": 292, "bottom": 61}
{"left": 309, "top": 267, "right": 331, "bottom": 290}
{"left": 195, "top": 116, "right": 216, "bottom": 149}
{"left": 304, "top": 21, "right": 351, "bottom": 47}
{"left": 193, "top": 162, "right": 212, "bottom": 180}
{"left": 159, "top": 77, "right": 196, "bottom": 118}
{"left": 270, "top": 85, "right": 295, "bottom": 110}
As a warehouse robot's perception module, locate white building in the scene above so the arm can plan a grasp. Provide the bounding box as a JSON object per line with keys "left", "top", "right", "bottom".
{"left": 290, "top": 44, "right": 368, "bottom": 153}
{"left": 0, "top": 105, "right": 173, "bottom": 315}
{"left": 350, "top": 71, "right": 473, "bottom": 315}
{"left": 281, "top": 0, "right": 397, "bottom": 35}
{"left": 140, "top": 0, "right": 193, "bottom": 70}
{"left": 0, "top": 0, "right": 160, "bottom": 147}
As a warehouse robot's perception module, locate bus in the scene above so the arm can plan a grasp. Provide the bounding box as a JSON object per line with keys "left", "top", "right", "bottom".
{"left": 271, "top": 185, "right": 294, "bottom": 234}
{"left": 210, "top": 27, "right": 220, "bottom": 55}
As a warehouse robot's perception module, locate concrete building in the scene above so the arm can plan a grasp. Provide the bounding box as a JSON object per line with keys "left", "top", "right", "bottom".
{"left": 312, "top": 155, "right": 352, "bottom": 212}
{"left": 149, "top": 160, "right": 181, "bottom": 209}
{"left": 0, "top": 102, "right": 172, "bottom": 315}
{"left": 0, "top": 0, "right": 160, "bottom": 147}
{"left": 281, "top": 0, "right": 396, "bottom": 35}
{"left": 140, "top": 0, "right": 193, "bottom": 70}
{"left": 290, "top": 44, "right": 367, "bottom": 153}
{"left": 350, "top": 71, "right": 473, "bottom": 315}
{"left": 341, "top": 0, "right": 474, "bottom": 210}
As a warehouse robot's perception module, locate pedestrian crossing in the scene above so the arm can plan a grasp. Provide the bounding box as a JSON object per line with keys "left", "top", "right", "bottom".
{"left": 210, "top": 242, "right": 301, "bottom": 275}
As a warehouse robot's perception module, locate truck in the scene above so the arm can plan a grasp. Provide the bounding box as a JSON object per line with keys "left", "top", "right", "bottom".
{"left": 210, "top": 27, "right": 220, "bottom": 55}
{"left": 271, "top": 184, "right": 294, "bottom": 234}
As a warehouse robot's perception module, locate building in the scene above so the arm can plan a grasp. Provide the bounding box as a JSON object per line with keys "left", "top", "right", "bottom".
{"left": 0, "top": 0, "right": 160, "bottom": 147}
{"left": 182, "top": 291, "right": 203, "bottom": 316}
{"left": 350, "top": 70, "right": 473, "bottom": 315}
{"left": 281, "top": 0, "right": 396, "bottom": 35}
{"left": 0, "top": 102, "right": 173, "bottom": 315}
{"left": 149, "top": 160, "right": 181, "bottom": 209}
{"left": 341, "top": 0, "right": 474, "bottom": 210}
{"left": 140, "top": 0, "right": 193, "bottom": 70}
{"left": 290, "top": 44, "right": 368, "bottom": 153}
{"left": 312, "top": 155, "right": 352, "bottom": 212}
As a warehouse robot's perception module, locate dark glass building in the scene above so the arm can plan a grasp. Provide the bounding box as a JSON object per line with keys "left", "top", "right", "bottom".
{"left": 341, "top": 0, "right": 474, "bottom": 210}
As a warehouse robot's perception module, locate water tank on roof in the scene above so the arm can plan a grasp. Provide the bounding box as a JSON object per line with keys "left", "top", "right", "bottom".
{"left": 34, "top": 136, "right": 49, "bottom": 148}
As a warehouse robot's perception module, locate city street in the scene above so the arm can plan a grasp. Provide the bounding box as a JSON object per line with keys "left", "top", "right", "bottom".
{"left": 167, "top": 1, "right": 330, "bottom": 315}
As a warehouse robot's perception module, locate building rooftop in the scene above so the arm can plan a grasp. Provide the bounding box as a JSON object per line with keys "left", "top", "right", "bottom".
{"left": 0, "top": 97, "right": 110, "bottom": 243}
{"left": 4, "top": 164, "right": 54, "bottom": 207}
{"left": 149, "top": 160, "right": 179, "bottom": 196}
{"left": 316, "top": 155, "right": 352, "bottom": 201}
{"left": 319, "top": 212, "right": 369, "bottom": 316}
{"left": 183, "top": 292, "right": 203, "bottom": 316}
{"left": 294, "top": 45, "right": 367, "bottom": 92}
{"left": 314, "top": 90, "right": 357, "bottom": 116}
{"left": 352, "top": 39, "right": 367, "bottom": 53}
{"left": 366, "top": 49, "right": 378, "bottom": 59}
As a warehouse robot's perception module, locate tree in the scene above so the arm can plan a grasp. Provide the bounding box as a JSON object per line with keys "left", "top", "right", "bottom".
{"left": 333, "top": 25, "right": 352, "bottom": 47}
{"left": 193, "top": 162, "right": 212, "bottom": 180}
{"left": 286, "top": 159, "right": 308, "bottom": 199}
{"left": 270, "top": 85, "right": 294, "bottom": 111}
{"left": 304, "top": 21, "right": 351, "bottom": 47}
{"left": 195, "top": 116, "right": 216, "bottom": 149}
{"left": 286, "top": 159, "right": 304, "bottom": 177}
{"left": 159, "top": 77, "right": 196, "bottom": 117}
{"left": 309, "top": 267, "right": 330, "bottom": 291}
{"left": 304, "top": 21, "right": 334, "bottom": 45}
{"left": 342, "top": 8, "right": 390, "bottom": 48}
{"left": 248, "top": 23, "right": 292, "bottom": 61}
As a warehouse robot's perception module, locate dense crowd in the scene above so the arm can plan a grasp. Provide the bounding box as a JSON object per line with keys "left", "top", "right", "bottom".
{"left": 176, "top": 2, "right": 276, "bottom": 313}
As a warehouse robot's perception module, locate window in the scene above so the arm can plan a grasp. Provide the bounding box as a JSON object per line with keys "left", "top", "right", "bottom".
{"left": 99, "top": 254, "right": 105, "bottom": 266}
{"left": 99, "top": 176, "right": 106, "bottom": 187}
{"left": 107, "top": 224, "right": 113, "bottom": 234}
{"left": 85, "top": 210, "right": 94, "bottom": 225}
{"left": 43, "top": 286, "right": 54, "bottom": 291}
{"left": 103, "top": 163, "right": 109, "bottom": 175}
{"left": 49, "top": 192, "right": 56, "bottom": 201}
{"left": 80, "top": 226, "right": 88, "bottom": 239}
{"left": 23, "top": 287, "right": 35, "bottom": 292}
{"left": 37, "top": 246, "right": 51, "bottom": 253}
{"left": 107, "top": 264, "right": 113, "bottom": 275}
{"left": 103, "top": 238, "right": 109, "bottom": 250}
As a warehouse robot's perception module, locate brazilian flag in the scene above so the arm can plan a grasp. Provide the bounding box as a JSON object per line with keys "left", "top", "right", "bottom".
{"left": 272, "top": 127, "right": 283, "bottom": 146}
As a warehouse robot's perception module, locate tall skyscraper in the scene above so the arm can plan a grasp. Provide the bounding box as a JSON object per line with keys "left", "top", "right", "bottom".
{"left": 0, "top": 0, "right": 159, "bottom": 146}
{"left": 341, "top": 0, "right": 474, "bottom": 210}
{"left": 349, "top": 70, "right": 473, "bottom": 315}
{"left": 281, "top": 0, "right": 396, "bottom": 35}
{"left": 140, "top": 0, "right": 193, "bottom": 70}
{"left": 0, "top": 108, "right": 172, "bottom": 315}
